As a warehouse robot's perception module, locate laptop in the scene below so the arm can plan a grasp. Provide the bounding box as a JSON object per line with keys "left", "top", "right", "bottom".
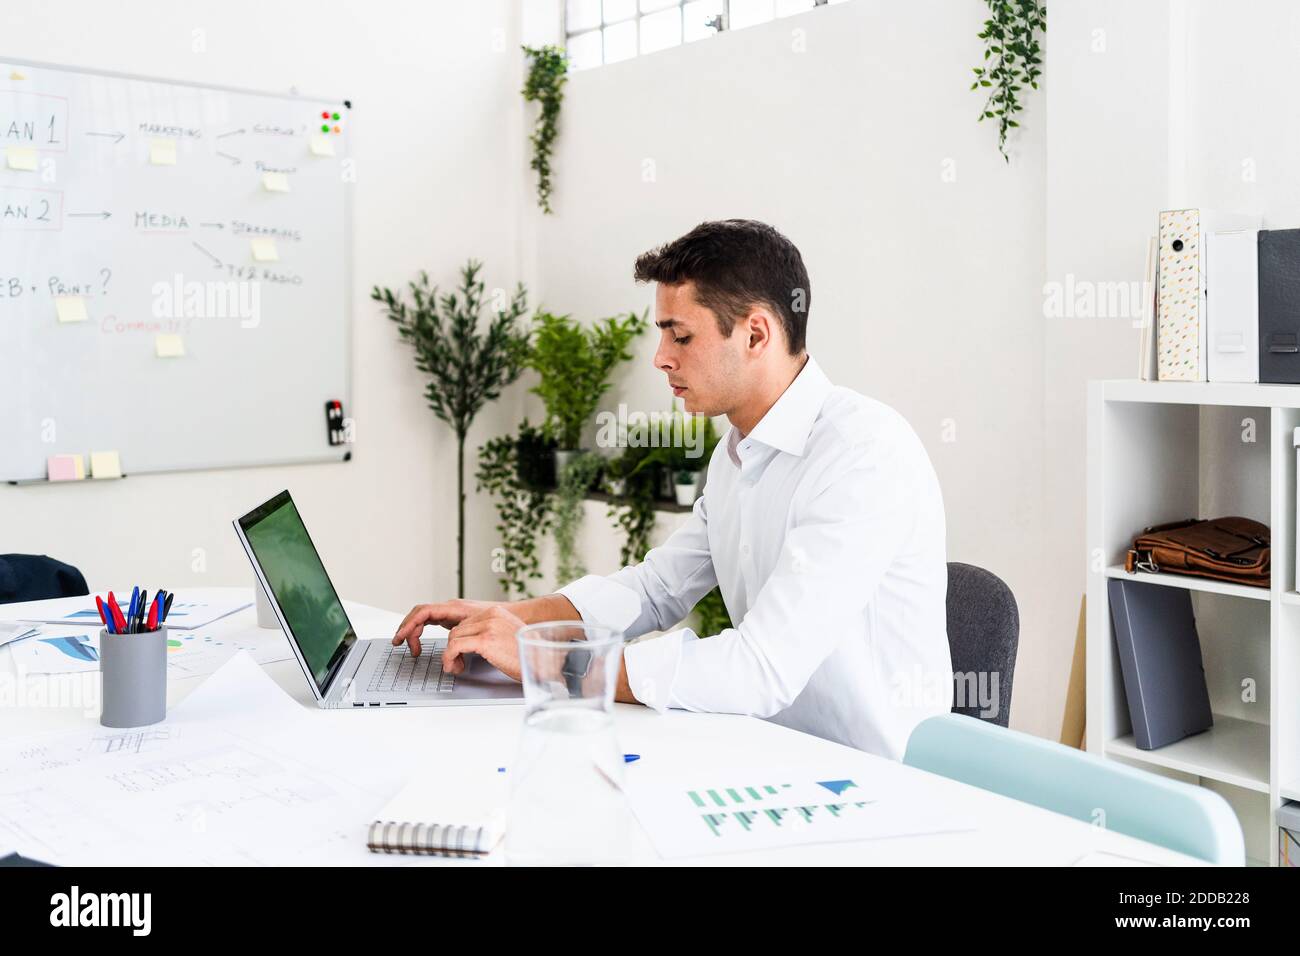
{"left": 233, "top": 490, "right": 523, "bottom": 708}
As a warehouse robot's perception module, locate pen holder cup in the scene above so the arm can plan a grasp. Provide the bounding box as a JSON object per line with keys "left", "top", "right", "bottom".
{"left": 99, "top": 625, "right": 168, "bottom": 728}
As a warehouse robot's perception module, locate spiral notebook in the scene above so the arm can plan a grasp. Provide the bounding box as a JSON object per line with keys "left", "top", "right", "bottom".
{"left": 366, "top": 768, "right": 507, "bottom": 858}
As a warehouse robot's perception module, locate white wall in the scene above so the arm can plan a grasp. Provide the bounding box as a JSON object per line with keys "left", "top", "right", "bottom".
{"left": 1, "top": 0, "right": 526, "bottom": 614}
{"left": 1045, "top": 0, "right": 1300, "bottom": 740}
{"left": 520, "top": 1, "right": 1054, "bottom": 734}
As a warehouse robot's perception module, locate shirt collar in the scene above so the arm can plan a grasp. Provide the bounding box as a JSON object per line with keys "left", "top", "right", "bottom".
{"left": 730, "top": 355, "right": 833, "bottom": 460}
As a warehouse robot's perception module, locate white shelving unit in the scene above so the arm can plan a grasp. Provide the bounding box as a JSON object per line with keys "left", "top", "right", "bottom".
{"left": 1087, "top": 380, "right": 1300, "bottom": 866}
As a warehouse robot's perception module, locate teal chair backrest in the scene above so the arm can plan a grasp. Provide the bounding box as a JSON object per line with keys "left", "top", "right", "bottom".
{"left": 903, "top": 713, "right": 1245, "bottom": 865}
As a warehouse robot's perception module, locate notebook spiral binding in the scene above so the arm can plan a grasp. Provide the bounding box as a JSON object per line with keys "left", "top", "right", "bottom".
{"left": 366, "top": 820, "right": 490, "bottom": 858}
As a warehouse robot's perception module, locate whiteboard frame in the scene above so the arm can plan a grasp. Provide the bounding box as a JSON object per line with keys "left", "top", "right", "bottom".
{"left": 1, "top": 57, "right": 355, "bottom": 484}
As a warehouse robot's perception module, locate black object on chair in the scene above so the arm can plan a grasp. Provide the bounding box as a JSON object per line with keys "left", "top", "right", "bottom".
{"left": 945, "top": 562, "right": 1019, "bottom": 727}
{"left": 0, "top": 554, "right": 89, "bottom": 604}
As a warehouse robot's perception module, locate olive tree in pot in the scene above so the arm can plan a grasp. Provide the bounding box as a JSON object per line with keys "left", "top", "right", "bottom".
{"left": 372, "top": 261, "right": 530, "bottom": 598}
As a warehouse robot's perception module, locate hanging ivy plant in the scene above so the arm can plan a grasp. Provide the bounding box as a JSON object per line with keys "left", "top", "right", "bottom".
{"left": 553, "top": 452, "right": 604, "bottom": 583}
{"left": 971, "top": 0, "right": 1046, "bottom": 162}
{"left": 693, "top": 587, "right": 732, "bottom": 637}
{"left": 522, "top": 45, "right": 569, "bottom": 214}
{"left": 477, "top": 425, "right": 553, "bottom": 598}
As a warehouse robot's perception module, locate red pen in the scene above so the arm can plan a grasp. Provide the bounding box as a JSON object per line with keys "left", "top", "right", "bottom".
{"left": 94, "top": 595, "right": 107, "bottom": 628}
{"left": 106, "top": 590, "right": 127, "bottom": 633}
{"left": 146, "top": 594, "right": 160, "bottom": 631}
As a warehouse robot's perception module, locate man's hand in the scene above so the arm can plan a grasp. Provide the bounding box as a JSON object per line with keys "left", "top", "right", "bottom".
{"left": 444, "top": 605, "right": 527, "bottom": 681}
{"left": 392, "top": 599, "right": 501, "bottom": 657}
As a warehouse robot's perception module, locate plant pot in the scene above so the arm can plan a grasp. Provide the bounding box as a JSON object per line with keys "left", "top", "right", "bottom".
{"left": 674, "top": 483, "right": 698, "bottom": 506}
{"left": 554, "top": 448, "right": 585, "bottom": 475}
{"left": 516, "top": 435, "right": 557, "bottom": 490}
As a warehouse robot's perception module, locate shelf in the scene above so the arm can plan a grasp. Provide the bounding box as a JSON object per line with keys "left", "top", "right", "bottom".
{"left": 1105, "top": 714, "right": 1269, "bottom": 793}
{"left": 584, "top": 490, "right": 694, "bottom": 514}
{"left": 1100, "top": 379, "right": 1300, "bottom": 408}
{"left": 1104, "top": 566, "right": 1270, "bottom": 602}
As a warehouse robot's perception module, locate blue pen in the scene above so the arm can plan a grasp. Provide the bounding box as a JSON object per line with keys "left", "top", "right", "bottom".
{"left": 127, "top": 587, "right": 139, "bottom": 634}
{"left": 498, "top": 754, "right": 639, "bottom": 773}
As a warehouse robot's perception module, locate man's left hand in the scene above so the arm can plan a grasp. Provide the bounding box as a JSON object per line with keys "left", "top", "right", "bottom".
{"left": 444, "top": 605, "right": 527, "bottom": 681}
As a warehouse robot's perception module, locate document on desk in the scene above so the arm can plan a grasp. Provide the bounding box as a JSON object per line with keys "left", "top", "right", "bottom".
{"left": 6, "top": 625, "right": 292, "bottom": 677}
{"left": 0, "top": 653, "right": 413, "bottom": 866}
{"left": 11, "top": 590, "right": 252, "bottom": 630}
{"left": 627, "top": 768, "right": 978, "bottom": 859}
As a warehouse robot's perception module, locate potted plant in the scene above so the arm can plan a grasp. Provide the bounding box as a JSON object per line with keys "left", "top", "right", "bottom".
{"left": 528, "top": 310, "right": 647, "bottom": 473}
{"left": 372, "top": 261, "right": 530, "bottom": 598}
{"left": 513, "top": 419, "right": 557, "bottom": 491}
{"left": 673, "top": 467, "right": 699, "bottom": 506}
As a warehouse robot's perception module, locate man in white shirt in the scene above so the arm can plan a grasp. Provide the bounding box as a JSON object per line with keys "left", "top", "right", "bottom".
{"left": 392, "top": 219, "right": 953, "bottom": 759}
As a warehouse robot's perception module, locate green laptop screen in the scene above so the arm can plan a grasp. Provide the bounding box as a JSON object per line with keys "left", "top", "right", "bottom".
{"left": 240, "top": 492, "right": 355, "bottom": 690}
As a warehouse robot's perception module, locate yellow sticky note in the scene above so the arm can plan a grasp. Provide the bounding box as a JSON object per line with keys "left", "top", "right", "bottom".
{"left": 89, "top": 450, "right": 122, "bottom": 480}
{"left": 309, "top": 135, "right": 335, "bottom": 157}
{"left": 149, "top": 138, "right": 177, "bottom": 165}
{"left": 6, "top": 146, "right": 37, "bottom": 171}
{"left": 9, "top": 70, "right": 26, "bottom": 81}
{"left": 54, "top": 295, "right": 88, "bottom": 323}
{"left": 261, "top": 171, "right": 290, "bottom": 192}
{"left": 155, "top": 333, "right": 186, "bottom": 358}
{"left": 250, "top": 238, "right": 279, "bottom": 262}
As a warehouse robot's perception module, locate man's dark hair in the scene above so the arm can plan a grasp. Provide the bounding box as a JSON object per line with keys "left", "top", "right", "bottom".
{"left": 633, "top": 219, "right": 810, "bottom": 355}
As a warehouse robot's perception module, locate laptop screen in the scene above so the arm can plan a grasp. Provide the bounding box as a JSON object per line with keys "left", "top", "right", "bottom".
{"left": 236, "top": 490, "right": 355, "bottom": 694}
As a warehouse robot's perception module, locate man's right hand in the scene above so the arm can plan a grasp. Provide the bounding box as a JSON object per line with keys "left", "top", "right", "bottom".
{"left": 392, "top": 599, "right": 502, "bottom": 656}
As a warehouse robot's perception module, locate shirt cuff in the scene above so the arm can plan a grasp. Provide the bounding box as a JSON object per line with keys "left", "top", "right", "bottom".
{"left": 556, "top": 574, "right": 641, "bottom": 634}
{"left": 623, "top": 628, "right": 692, "bottom": 713}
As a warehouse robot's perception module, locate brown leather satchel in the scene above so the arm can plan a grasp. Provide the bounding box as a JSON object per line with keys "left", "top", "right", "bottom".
{"left": 1125, "top": 517, "right": 1270, "bottom": 588}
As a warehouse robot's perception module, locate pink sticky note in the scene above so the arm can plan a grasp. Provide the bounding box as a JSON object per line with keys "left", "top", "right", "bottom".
{"left": 48, "top": 455, "right": 78, "bottom": 481}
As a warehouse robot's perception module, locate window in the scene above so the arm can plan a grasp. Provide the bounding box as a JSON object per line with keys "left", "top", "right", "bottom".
{"left": 564, "top": 0, "right": 852, "bottom": 71}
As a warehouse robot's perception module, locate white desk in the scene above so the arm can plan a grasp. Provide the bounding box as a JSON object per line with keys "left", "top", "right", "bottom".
{"left": 0, "top": 587, "right": 1204, "bottom": 866}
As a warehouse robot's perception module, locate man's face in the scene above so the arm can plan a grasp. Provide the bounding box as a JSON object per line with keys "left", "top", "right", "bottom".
{"left": 652, "top": 281, "right": 747, "bottom": 417}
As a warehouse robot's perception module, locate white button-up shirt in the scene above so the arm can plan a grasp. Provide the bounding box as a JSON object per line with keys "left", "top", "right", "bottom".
{"left": 559, "top": 356, "right": 952, "bottom": 760}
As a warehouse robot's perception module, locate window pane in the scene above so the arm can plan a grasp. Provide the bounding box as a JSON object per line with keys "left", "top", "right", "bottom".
{"left": 603, "top": 0, "right": 637, "bottom": 23}
{"left": 603, "top": 20, "right": 638, "bottom": 62}
{"left": 640, "top": 0, "right": 678, "bottom": 10}
{"left": 683, "top": 0, "right": 723, "bottom": 42}
{"left": 640, "top": 7, "right": 682, "bottom": 53}
{"left": 568, "top": 29, "right": 603, "bottom": 70}
{"left": 567, "top": 0, "right": 601, "bottom": 32}
{"left": 775, "top": 0, "right": 815, "bottom": 16}
{"left": 730, "top": 0, "right": 775, "bottom": 30}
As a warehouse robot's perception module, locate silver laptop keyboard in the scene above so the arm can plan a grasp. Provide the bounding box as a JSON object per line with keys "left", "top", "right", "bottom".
{"left": 366, "top": 643, "right": 457, "bottom": 694}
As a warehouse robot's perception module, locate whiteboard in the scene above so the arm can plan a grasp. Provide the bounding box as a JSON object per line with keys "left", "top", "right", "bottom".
{"left": 0, "top": 58, "right": 352, "bottom": 482}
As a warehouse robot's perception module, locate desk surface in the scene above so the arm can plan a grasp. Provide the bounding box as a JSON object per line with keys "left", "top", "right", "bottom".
{"left": 0, "top": 588, "right": 1204, "bottom": 866}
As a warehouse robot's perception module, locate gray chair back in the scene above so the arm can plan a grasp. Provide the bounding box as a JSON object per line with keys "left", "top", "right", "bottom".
{"left": 945, "top": 562, "right": 1018, "bottom": 726}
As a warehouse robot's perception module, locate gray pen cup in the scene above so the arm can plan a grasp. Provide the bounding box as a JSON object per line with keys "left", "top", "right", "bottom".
{"left": 99, "top": 625, "right": 168, "bottom": 728}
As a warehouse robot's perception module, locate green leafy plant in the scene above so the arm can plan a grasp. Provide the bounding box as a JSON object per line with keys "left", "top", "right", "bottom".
{"left": 372, "top": 261, "right": 530, "bottom": 597}
{"left": 522, "top": 45, "right": 569, "bottom": 214}
{"left": 693, "top": 586, "right": 732, "bottom": 636}
{"left": 604, "top": 443, "right": 661, "bottom": 566}
{"left": 971, "top": 0, "right": 1046, "bottom": 161}
{"left": 552, "top": 452, "right": 604, "bottom": 583}
{"left": 597, "top": 414, "right": 714, "bottom": 565}
{"left": 528, "top": 310, "right": 648, "bottom": 449}
{"left": 476, "top": 426, "right": 553, "bottom": 598}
